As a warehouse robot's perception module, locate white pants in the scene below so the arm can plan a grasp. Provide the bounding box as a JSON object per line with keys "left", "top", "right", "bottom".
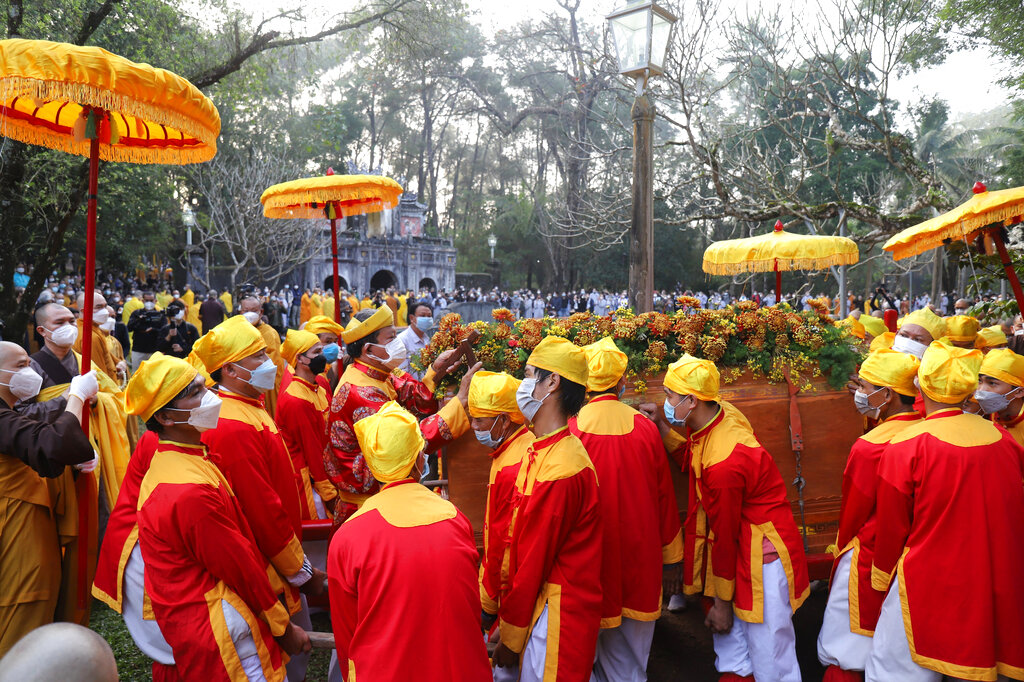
{"left": 285, "top": 595, "right": 312, "bottom": 682}
{"left": 123, "top": 544, "right": 175, "bottom": 665}
{"left": 493, "top": 605, "right": 550, "bottom": 682}
{"left": 712, "top": 559, "right": 801, "bottom": 682}
{"left": 592, "top": 617, "right": 656, "bottom": 682}
{"left": 222, "top": 599, "right": 266, "bottom": 682}
{"left": 817, "top": 551, "right": 873, "bottom": 671}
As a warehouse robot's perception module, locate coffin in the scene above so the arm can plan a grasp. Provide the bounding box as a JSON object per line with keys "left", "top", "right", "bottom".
{"left": 441, "top": 371, "right": 862, "bottom": 574}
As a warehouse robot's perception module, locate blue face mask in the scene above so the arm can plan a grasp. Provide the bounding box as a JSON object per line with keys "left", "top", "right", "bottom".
{"left": 473, "top": 418, "right": 506, "bottom": 449}
{"left": 415, "top": 316, "right": 433, "bottom": 332}
{"left": 663, "top": 397, "right": 689, "bottom": 426}
{"left": 322, "top": 343, "right": 340, "bottom": 363}
{"left": 617, "top": 383, "right": 626, "bottom": 399}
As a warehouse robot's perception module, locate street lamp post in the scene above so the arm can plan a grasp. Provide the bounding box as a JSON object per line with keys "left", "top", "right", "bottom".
{"left": 487, "top": 233, "right": 497, "bottom": 261}
{"left": 182, "top": 205, "right": 197, "bottom": 288}
{"left": 607, "top": 0, "right": 677, "bottom": 313}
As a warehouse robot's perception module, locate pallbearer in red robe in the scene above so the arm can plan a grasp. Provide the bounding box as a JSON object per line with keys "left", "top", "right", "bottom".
{"left": 276, "top": 330, "right": 330, "bottom": 520}
{"left": 322, "top": 306, "right": 470, "bottom": 524}
{"left": 124, "top": 354, "right": 310, "bottom": 681}
{"left": 658, "top": 354, "right": 808, "bottom": 682}
{"left": 817, "top": 349, "right": 921, "bottom": 681}
{"left": 976, "top": 348, "right": 1024, "bottom": 447}
{"left": 867, "top": 342, "right": 1024, "bottom": 682}
{"left": 492, "top": 337, "right": 602, "bottom": 682}
{"left": 466, "top": 371, "right": 534, "bottom": 625}
{"left": 569, "top": 336, "right": 682, "bottom": 682}
{"left": 327, "top": 401, "right": 491, "bottom": 682}
{"left": 193, "top": 316, "right": 326, "bottom": 682}
{"left": 302, "top": 315, "right": 344, "bottom": 391}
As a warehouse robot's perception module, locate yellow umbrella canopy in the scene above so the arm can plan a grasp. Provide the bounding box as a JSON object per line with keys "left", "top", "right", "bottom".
{"left": 883, "top": 182, "right": 1024, "bottom": 261}
{"left": 260, "top": 172, "right": 403, "bottom": 219}
{"left": 0, "top": 39, "right": 220, "bottom": 163}
{"left": 703, "top": 220, "right": 859, "bottom": 275}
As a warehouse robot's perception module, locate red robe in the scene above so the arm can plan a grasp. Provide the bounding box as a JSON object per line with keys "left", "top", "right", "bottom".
{"left": 480, "top": 424, "right": 534, "bottom": 616}
{"left": 679, "top": 404, "right": 809, "bottom": 622}
{"left": 569, "top": 395, "right": 683, "bottom": 627}
{"left": 830, "top": 411, "right": 920, "bottom": 635}
{"left": 92, "top": 430, "right": 158, "bottom": 611}
{"left": 202, "top": 390, "right": 304, "bottom": 614}
{"left": 499, "top": 427, "right": 602, "bottom": 680}
{"left": 872, "top": 408, "right": 1024, "bottom": 679}
{"left": 274, "top": 376, "right": 330, "bottom": 520}
{"left": 323, "top": 361, "right": 467, "bottom": 523}
{"left": 327, "top": 479, "right": 491, "bottom": 682}
{"left": 137, "top": 441, "right": 291, "bottom": 682}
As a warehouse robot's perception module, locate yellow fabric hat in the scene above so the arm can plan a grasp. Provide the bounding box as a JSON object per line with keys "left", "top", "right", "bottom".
{"left": 664, "top": 354, "right": 720, "bottom": 401}
{"left": 191, "top": 314, "right": 267, "bottom": 373}
{"left": 858, "top": 348, "right": 921, "bottom": 396}
{"left": 124, "top": 352, "right": 198, "bottom": 422}
{"left": 944, "top": 315, "right": 981, "bottom": 343}
{"left": 468, "top": 371, "right": 525, "bottom": 423}
{"left": 583, "top": 336, "right": 628, "bottom": 391}
{"left": 975, "top": 325, "right": 1008, "bottom": 350}
{"left": 869, "top": 331, "right": 895, "bottom": 352}
{"left": 185, "top": 350, "right": 214, "bottom": 388}
{"left": 526, "top": 336, "right": 589, "bottom": 388}
{"left": 841, "top": 316, "right": 865, "bottom": 340}
{"left": 979, "top": 348, "right": 1024, "bottom": 388}
{"left": 918, "top": 342, "right": 982, "bottom": 404}
{"left": 342, "top": 305, "right": 393, "bottom": 344}
{"left": 282, "top": 329, "right": 320, "bottom": 367}
{"left": 900, "top": 307, "right": 947, "bottom": 342}
{"left": 860, "top": 315, "right": 887, "bottom": 339}
{"left": 304, "top": 315, "right": 344, "bottom": 337}
{"left": 353, "top": 401, "right": 425, "bottom": 483}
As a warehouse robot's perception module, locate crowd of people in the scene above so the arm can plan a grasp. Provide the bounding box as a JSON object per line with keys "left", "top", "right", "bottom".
{"left": 1, "top": 260, "right": 1023, "bottom": 682}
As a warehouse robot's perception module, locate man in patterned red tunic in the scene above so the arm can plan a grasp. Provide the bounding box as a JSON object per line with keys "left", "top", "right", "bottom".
{"left": 322, "top": 306, "right": 478, "bottom": 524}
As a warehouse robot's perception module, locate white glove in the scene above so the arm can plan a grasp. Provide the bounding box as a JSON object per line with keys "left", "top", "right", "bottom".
{"left": 69, "top": 370, "right": 99, "bottom": 402}
{"left": 74, "top": 455, "right": 98, "bottom": 473}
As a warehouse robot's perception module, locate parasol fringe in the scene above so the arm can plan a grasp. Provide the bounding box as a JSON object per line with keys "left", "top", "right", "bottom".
{"left": 702, "top": 252, "right": 859, "bottom": 276}
{"left": 0, "top": 76, "right": 217, "bottom": 159}
{"left": 262, "top": 186, "right": 402, "bottom": 207}
{"left": 263, "top": 198, "right": 399, "bottom": 220}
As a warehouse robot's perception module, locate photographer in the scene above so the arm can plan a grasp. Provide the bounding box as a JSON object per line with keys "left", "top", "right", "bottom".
{"left": 126, "top": 291, "right": 163, "bottom": 368}
{"left": 157, "top": 301, "right": 199, "bottom": 359}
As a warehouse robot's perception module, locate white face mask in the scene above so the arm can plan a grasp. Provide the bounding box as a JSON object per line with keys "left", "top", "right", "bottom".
{"left": 144, "top": 301, "right": 156, "bottom": 311}
{"left": 92, "top": 308, "right": 110, "bottom": 325}
{"left": 174, "top": 310, "right": 185, "bottom": 321}
{"left": 369, "top": 338, "right": 408, "bottom": 369}
{"left": 234, "top": 358, "right": 277, "bottom": 391}
{"left": 516, "top": 376, "right": 551, "bottom": 422}
{"left": 167, "top": 390, "right": 223, "bottom": 432}
{"left": 46, "top": 323, "right": 79, "bottom": 348}
{"left": 853, "top": 386, "right": 886, "bottom": 419}
{"left": 99, "top": 318, "right": 116, "bottom": 333}
{"left": 0, "top": 366, "right": 43, "bottom": 400}
{"left": 242, "top": 311, "right": 260, "bottom": 325}
{"left": 892, "top": 334, "right": 928, "bottom": 359}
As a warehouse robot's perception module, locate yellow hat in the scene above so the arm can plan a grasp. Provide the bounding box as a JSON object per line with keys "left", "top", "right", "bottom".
{"left": 353, "top": 401, "right": 425, "bottom": 483}
{"left": 185, "top": 349, "right": 214, "bottom": 388}
{"left": 664, "top": 354, "right": 719, "bottom": 401}
{"left": 468, "top": 371, "right": 525, "bottom": 423}
{"left": 858, "top": 348, "right": 921, "bottom": 396}
{"left": 124, "top": 352, "right": 198, "bottom": 422}
{"left": 979, "top": 348, "right": 1024, "bottom": 388}
{"left": 192, "top": 315, "right": 267, "bottom": 373}
{"left": 944, "top": 315, "right": 981, "bottom": 343}
{"left": 860, "top": 315, "right": 887, "bottom": 339}
{"left": 869, "top": 331, "right": 895, "bottom": 352}
{"left": 304, "top": 315, "right": 344, "bottom": 337}
{"left": 526, "top": 336, "right": 589, "bottom": 387}
{"left": 841, "top": 316, "right": 865, "bottom": 340}
{"left": 342, "top": 305, "right": 393, "bottom": 344}
{"left": 975, "top": 325, "right": 1008, "bottom": 350}
{"left": 918, "top": 342, "right": 982, "bottom": 404}
{"left": 282, "top": 329, "right": 320, "bottom": 367}
{"left": 583, "top": 336, "right": 628, "bottom": 391}
{"left": 900, "top": 307, "right": 947, "bottom": 342}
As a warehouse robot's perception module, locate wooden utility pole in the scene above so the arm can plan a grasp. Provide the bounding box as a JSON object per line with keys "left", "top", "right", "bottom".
{"left": 629, "top": 93, "right": 655, "bottom": 313}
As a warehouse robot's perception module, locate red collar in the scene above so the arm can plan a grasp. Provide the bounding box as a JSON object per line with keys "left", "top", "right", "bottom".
{"left": 491, "top": 424, "right": 530, "bottom": 460}
{"left": 157, "top": 439, "right": 209, "bottom": 458}
{"left": 925, "top": 407, "right": 962, "bottom": 420}
{"left": 531, "top": 425, "right": 571, "bottom": 450}
{"left": 216, "top": 388, "right": 264, "bottom": 408}
{"left": 292, "top": 375, "right": 317, "bottom": 391}
{"left": 381, "top": 477, "right": 416, "bottom": 491}
{"left": 354, "top": 361, "right": 391, "bottom": 382}
{"left": 883, "top": 412, "right": 920, "bottom": 424}
{"left": 587, "top": 394, "right": 618, "bottom": 405}
{"left": 996, "top": 403, "right": 1024, "bottom": 428}
{"left": 689, "top": 405, "right": 724, "bottom": 442}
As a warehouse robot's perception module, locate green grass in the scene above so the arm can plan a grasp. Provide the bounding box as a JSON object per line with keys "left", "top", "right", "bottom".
{"left": 90, "top": 600, "right": 334, "bottom": 681}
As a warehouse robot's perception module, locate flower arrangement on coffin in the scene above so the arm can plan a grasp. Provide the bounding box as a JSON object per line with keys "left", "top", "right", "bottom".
{"left": 411, "top": 301, "right": 863, "bottom": 398}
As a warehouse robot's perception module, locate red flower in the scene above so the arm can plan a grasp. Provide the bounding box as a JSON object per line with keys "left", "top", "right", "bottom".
{"left": 508, "top": 338, "right": 519, "bottom": 347}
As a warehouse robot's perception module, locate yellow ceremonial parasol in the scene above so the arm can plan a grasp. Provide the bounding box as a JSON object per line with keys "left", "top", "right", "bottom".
{"left": 0, "top": 38, "right": 219, "bottom": 606}
{"left": 703, "top": 219, "right": 859, "bottom": 301}
{"left": 883, "top": 182, "right": 1024, "bottom": 313}
{"left": 260, "top": 169, "right": 403, "bottom": 319}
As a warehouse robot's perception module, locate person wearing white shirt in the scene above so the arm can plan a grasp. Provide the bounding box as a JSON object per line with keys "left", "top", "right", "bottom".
{"left": 396, "top": 301, "right": 433, "bottom": 380}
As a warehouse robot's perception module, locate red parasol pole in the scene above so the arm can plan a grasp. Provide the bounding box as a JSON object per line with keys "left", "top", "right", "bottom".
{"left": 992, "top": 231, "right": 1024, "bottom": 316}
{"left": 331, "top": 215, "right": 341, "bottom": 320}
{"left": 76, "top": 122, "right": 100, "bottom": 609}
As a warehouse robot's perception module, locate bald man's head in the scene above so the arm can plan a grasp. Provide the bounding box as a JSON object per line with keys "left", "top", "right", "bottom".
{"left": 35, "top": 302, "right": 73, "bottom": 329}
{"left": 0, "top": 341, "right": 28, "bottom": 371}
{"left": 0, "top": 623, "right": 118, "bottom": 682}
{"left": 239, "top": 296, "right": 262, "bottom": 314}
{"left": 76, "top": 291, "right": 107, "bottom": 312}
